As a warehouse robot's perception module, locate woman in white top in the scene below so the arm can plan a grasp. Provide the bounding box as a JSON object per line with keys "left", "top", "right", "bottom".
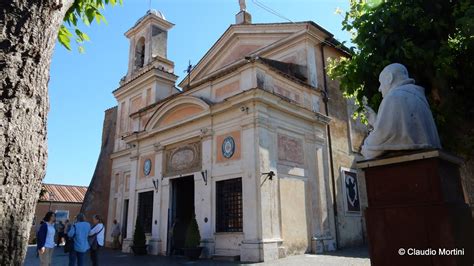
{"left": 88, "top": 214, "right": 105, "bottom": 266}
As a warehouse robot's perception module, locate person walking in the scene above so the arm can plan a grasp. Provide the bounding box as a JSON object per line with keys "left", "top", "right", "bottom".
{"left": 36, "top": 211, "right": 56, "bottom": 266}
{"left": 111, "top": 219, "right": 121, "bottom": 250}
{"left": 88, "top": 215, "right": 105, "bottom": 266}
{"left": 67, "top": 213, "right": 91, "bottom": 266}
{"left": 56, "top": 221, "right": 65, "bottom": 246}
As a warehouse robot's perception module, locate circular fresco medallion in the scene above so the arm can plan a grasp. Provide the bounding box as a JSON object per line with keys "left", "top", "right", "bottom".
{"left": 222, "top": 136, "right": 235, "bottom": 158}
{"left": 144, "top": 159, "right": 152, "bottom": 176}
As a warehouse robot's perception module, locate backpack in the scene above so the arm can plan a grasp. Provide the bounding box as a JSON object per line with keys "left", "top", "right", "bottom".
{"left": 64, "top": 225, "right": 76, "bottom": 253}
{"left": 88, "top": 224, "right": 104, "bottom": 251}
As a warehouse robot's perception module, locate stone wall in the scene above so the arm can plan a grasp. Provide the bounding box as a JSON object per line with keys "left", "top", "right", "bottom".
{"left": 81, "top": 107, "right": 117, "bottom": 246}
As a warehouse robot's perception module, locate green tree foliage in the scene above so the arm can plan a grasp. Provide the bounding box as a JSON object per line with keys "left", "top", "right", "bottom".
{"left": 328, "top": 0, "right": 474, "bottom": 157}
{"left": 184, "top": 216, "right": 201, "bottom": 248}
{"left": 133, "top": 216, "right": 146, "bottom": 247}
{"left": 59, "top": 0, "right": 122, "bottom": 52}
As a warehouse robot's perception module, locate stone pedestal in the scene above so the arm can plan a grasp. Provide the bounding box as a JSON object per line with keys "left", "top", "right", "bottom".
{"left": 312, "top": 236, "right": 336, "bottom": 254}
{"left": 357, "top": 150, "right": 473, "bottom": 266}
{"left": 235, "top": 11, "right": 252, "bottom": 24}
{"left": 240, "top": 239, "right": 280, "bottom": 262}
{"left": 122, "top": 238, "right": 132, "bottom": 253}
{"left": 148, "top": 238, "right": 161, "bottom": 255}
{"left": 200, "top": 238, "right": 215, "bottom": 258}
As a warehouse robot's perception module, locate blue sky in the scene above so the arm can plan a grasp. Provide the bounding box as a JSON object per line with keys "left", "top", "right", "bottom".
{"left": 44, "top": 0, "right": 351, "bottom": 186}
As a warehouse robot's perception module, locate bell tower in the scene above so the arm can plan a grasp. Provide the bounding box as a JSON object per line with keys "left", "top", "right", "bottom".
{"left": 124, "top": 9, "right": 175, "bottom": 77}
{"left": 115, "top": 9, "right": 178, "bottom": 120}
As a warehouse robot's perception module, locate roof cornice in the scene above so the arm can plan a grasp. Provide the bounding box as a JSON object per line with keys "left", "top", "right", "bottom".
{"left": 125, "top": 13, "right": 174, "bottom": 38}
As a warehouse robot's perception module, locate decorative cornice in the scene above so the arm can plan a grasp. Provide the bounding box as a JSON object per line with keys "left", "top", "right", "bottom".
{"left": 200, "top": 127, "right": 213, "bottom": 140}
{"left": 110, "top": 148, "right": 132, "bottom": 159}
{"left": 114, "top": 65, "right": 178, "bottom": 96}
{"left": 154, "top": 142, "right": 164, "bottom": 152}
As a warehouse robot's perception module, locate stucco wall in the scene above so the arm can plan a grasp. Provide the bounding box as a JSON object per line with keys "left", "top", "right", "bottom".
{"left": 321, "top": 46, "right": 369, "bottom": 248}
{"left": 280, "top": 177, "right": 309, "bottom": 255}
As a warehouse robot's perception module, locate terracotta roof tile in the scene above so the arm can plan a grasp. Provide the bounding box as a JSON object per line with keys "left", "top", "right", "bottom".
{"left": 40, "top": 184, "right": 88, "bottom": 203}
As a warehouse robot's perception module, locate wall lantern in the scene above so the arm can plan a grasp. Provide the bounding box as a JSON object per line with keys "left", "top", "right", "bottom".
{"left": 201, "top": 170, "right": 208, "bottom": 186}
{"left": 260, "top": 171, "right": 275, "bottom": 186}
{"left": 152, "top": 178, "right": 159, "bottom": 192}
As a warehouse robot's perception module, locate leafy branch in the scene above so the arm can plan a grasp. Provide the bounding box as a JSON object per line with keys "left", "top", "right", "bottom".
{"left": 58, "top": 0, "right": 123, "bottom": 52}
{"left": 327, "top": 0, "right": 474, "bottom": 157}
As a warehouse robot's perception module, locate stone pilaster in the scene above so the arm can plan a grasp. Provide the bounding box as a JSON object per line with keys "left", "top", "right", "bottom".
{"left": 122, "top": 152, "right": 139, "bottom": 253}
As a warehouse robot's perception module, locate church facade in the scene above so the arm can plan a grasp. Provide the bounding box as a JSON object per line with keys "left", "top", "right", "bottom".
{"left": 106, "top": 8, "right": 368, "bottom": 262}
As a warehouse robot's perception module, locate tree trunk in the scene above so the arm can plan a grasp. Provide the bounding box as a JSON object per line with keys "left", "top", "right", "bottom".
{"left": 0, "top": 0, "right": 73, "bottom": 264}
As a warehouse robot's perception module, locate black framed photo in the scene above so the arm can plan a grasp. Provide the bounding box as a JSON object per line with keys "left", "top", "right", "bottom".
{"left": 341, "top": 168, "right": 361, "bottom": 215}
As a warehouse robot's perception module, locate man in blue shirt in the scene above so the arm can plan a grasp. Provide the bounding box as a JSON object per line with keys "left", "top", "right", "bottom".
{"left": 67, "top": 213, "right": 91, "bottom": 266}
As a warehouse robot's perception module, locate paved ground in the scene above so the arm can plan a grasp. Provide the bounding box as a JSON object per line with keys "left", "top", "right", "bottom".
{"left": 24, "top": 245, "right": 370, "bottom": 266}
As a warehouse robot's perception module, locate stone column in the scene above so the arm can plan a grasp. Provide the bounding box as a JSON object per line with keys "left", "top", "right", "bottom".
{"left": 240, "top": 119, "right": 263, "bottom": 262}
{"left": 159, "top": 172, "right": 171, "bottom": 255}
{"left": 311, "top": 141, "right": 336, "bottom": 252}
{"left": 149, "top": 143, "right": 163, "bottom": 255}
{"left": 304, "top": 134, "right": 323, "bottom": 253}
{"left": 122, "top": 150, "right": 139, "bottom": 253}
{"left": 195, "top": 129, "right": 214, "bottom": 258}
{"left": 256, "top": 114, "right": 281, "bottom": 262}
{"left": 320, "top": 138, "right": 338, "bottom": 251}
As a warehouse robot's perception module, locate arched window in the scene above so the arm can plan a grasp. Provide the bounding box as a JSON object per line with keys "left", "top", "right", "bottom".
{"left": 134, "top": 37, "right": 145, "bottom": 69}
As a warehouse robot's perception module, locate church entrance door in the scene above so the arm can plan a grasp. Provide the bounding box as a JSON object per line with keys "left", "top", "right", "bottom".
{"left": 168, "top": 175, "right": 195, "bottom": 256}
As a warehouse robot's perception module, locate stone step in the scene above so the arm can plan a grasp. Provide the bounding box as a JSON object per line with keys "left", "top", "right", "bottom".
{"left": 211, "top": 254, "right": 240, "bottom": 261}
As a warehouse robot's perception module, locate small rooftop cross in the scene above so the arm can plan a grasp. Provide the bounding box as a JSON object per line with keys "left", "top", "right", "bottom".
{"left": 184, "top": 60, "right": 193, "bottom": 89}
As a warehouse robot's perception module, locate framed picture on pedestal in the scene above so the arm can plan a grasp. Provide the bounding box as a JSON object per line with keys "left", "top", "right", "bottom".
{"left": 341, "top": 168, "right": 361, "bottom": 215}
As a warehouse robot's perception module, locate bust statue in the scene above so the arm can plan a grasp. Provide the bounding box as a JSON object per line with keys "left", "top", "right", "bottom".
{"left": 361, "top": 63, "right": 441, "bottom": 159}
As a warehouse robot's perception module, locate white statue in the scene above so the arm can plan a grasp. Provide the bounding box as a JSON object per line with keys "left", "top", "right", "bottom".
{"left": 239, "top": 0, "right": 246, "bottom": 11}
{"left": 361, "top": 63, "right": 441, "bottom": 159}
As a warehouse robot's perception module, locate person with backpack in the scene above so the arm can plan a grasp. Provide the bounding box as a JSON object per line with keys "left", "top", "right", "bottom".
{"left": 88, "top": 214, "right": 105, "bottom": 266}
{"left": 36, "top": 211, "right": 56, "bottom": 266}
{"left": 67, "top": 213, "right": 91, "bottom": 266}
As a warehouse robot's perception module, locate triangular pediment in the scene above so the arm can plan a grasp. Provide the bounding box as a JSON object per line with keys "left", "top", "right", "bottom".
{"left": 179, "top": 23, "right": 309, "bottom": 88}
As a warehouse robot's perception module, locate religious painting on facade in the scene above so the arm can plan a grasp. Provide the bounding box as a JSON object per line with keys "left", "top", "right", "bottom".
{"left": 163, "top": 140, "right": 201, "bottom": 177}
{"left": 144, "top": 159, "right": 152, "bottom": 176}
{"left": 222, "top": 136, "right": 235, "bottom": 158}
{"left": 277, "top": 133, "right": 304, "bottom": 165}
{"left": 341, "top": 168, "right": 361, "bottom": 214}
{"left": 140, "top": 154, "right": 155, "bottom": 178}
{"left": 216, "top": 131, "right": 241, "bottom": 163}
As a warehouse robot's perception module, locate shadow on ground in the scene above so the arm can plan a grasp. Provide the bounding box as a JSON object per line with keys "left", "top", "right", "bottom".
{"left": 24, "top": 245, "right": 370, "bottom": 266}
{"left": 320, "top": 245, "right": 369, "bottom": 259}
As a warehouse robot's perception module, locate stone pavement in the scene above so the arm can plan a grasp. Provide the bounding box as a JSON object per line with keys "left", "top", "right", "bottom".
{"left": 24, "top": 245, "right": 370, "bottom": 266}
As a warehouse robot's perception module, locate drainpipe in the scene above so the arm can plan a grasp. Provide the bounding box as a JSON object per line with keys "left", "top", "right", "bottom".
{"left": 320, "top": 42, "right": 339, "bottom": 248}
